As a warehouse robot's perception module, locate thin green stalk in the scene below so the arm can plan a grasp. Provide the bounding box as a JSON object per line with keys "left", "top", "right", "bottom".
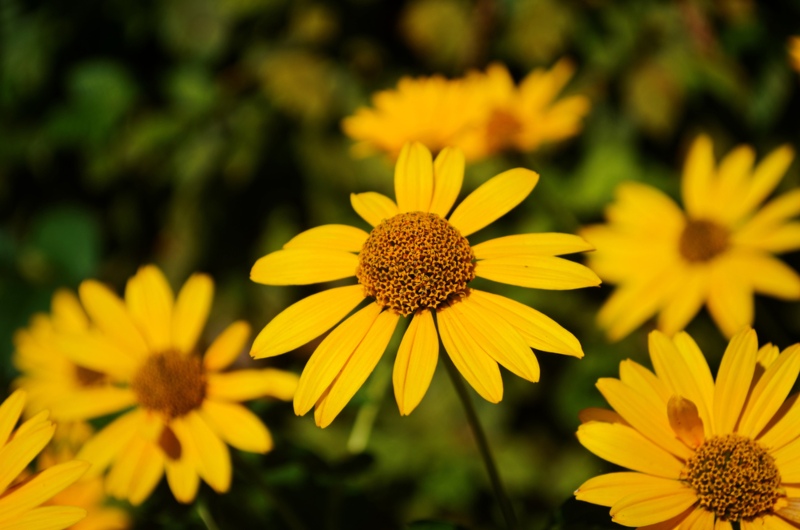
{"left": 197, "top": 500, "right": 220, "bottom": 530}
{"left": 444, "top": 356, "right": 518, "bottom": 530}
{"left": 347, "top": 351, "right": 392, "bottom": 453}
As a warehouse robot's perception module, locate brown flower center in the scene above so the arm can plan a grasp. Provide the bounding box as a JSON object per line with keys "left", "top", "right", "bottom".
{"left": 683, "top": 434, "right": 782, "bottom": 521}
{"left": 131, "top": 351, "right": 207, "bottom": 418}
{"left": 75, "top": 366, "right": 107, "bottom": 387}
{"left": 679, "top": 219, "right": 729, "bottom": 263}
{"left": 356, "top": 212, "right": 475, "bottom": 316}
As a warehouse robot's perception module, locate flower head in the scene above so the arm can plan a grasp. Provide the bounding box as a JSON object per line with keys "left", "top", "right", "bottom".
{"left": 17, "top": 266, "right": 299, "bottom": 505}
{"left": 250, "top": 142, "right": 600, "bottom": 427}
{"left": 789, "top": 37, "right": 800, "bottom": 72}
{"left": 575, "top": 328, "right": 800, "bottom": 530}
{"left": 0, "top": 390, "right": 89, "bottom": 530}
{"left": 582, "top": 135, "right": 800, "bottom": 340}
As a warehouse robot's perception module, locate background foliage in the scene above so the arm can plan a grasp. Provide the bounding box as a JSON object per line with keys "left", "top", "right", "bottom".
{"left": 1, "top": 0, "right": 799, "bottom": 528}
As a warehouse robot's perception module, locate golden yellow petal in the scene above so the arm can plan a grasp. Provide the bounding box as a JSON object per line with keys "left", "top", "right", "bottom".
{"left": 578, "top": 408, "right": 628, "bottom": 425}
{"left": 681, "top": 134, "right": 716, "bottom": 219}
{"left": 681, "top": 508, "right": 714, "bottom": 530}
{"left": 713, "top": 328, "right": 758, "bottom": 434}
{"left": 736, "top": 189, "right": 800, "bottom": 242}
{"left": 125, "top": 265, "right": 174, "bottom": 352}
{"left": 657, "top": 266, "right": 709, "bottom": 336}
{"left": 1, "top": 506, "right": 87, "bottom": 530}
{"left": 0, "top": 460, "right": 89, "bottom": 522}
{"left": 49, "top": 387, "right": 137, "bottom": 422}
{"left": 472, "top": 233, "right": 594, "bottom": 260}
{"left": 0, "top": 422, "right": 54, "bottom": 493}
{"left": 610, "top": 480, "right": 697, "bottom": 526}
{"left": 51, "top": 290, "right": 88, "bottom": 333}
{"left": 618, "top": 360, "right": 671, "bottom": 404}
{"left": 200, "top": 400, "right": 273, "bottom": 453}
{"left": 735, "top": 144, "right": 795, "bottom": 220}
{"left": 393, "top": 310, "right": 438, "bottom": 416}
{"left": 204, "top": 321, "right": 251, "bottom": 372}
{"left": 739, "top": 344, "right": 800, "bottom": 438}
{"left": 575, "top": 472, "right": 661, "bottom": 507}
{"left": 670, "top": 333, "right": 716, "bottom": 427}
{"left": 707, "top": 265, "right": 754, "bottom": 339}
{"left": 448, "top": 168, "right": 539, "bottom": 237}
{"left": 57, "top": 332, "right": 137, "bottom": 380}
{"left": 714, "top": 516, "right": 733, "bottom": 530}
{"left": 776, "top": 499, "right": 800, "bottom": 525}
{"left": 251, "top": 249, "right": 358, "bottom": 286}
{"left": 730, "top": 252, "right": 800, "bottom": 300}
{"left": 598, "top": 279, "right": 670, "bottom": 342}
{"left": 171, "top": 273, "right": 213, "bottom": 355}
{"left": 394, "top": 142, "right": 434, "bottom": 213}
{"left": 207, "top": 369, "right": 299, "bottom": 402}
{"left": 76, "top": 410, "right": 144, "bottom": 478}
{"left": 709, "top": 144, "right": 755, "bottom": 224}
{"left": 78, "top": 280, "right": 149, "bottom": 359}
{"left": 736, "top": 223, "right": 800, "bottom": 254}
{"left": 761, "top": 514, "right": 800, "bottom": 530}
{"left": 576, "top": 422, "right": 684, "bottom": 478}
{"left": 293, "top": 303, "right": 383, "bottom": 416}
{"left": 429, "top": 147, "right": 465, "bottom": 218}
{"left": 250, "top": 285, "right": 365, "bottom": 359}
{"left": 127, "top": 442, "right": 165, "bottom": 506}
{"left": 350, "top": 192, "right": 400, "bottom": 227}
{"left": 475, "top": 255, "right": 601, "bottom": 290}
{"left": 437, "top": 305, "right": 503, "bottom": 403}
{"left": 667, "top": 396, "right": 705, "bottom": 449}
{"left": 314, "top": 310, "right": 399, "bottom": 428}
{"left": 283, "top": 224, "right": 370, "bottom": 253}
{"left": 164, "top": 454, "right": 199, "bottom": 504}
{"left": 0, "top": 389, "right": 25, "bottom": 447}
{"left": 180, "top": 412, "right": 231, "bottom": 493}
{"left": 758, "top": 393, "right": 800, "bottom": 450}
{"left": 106, "top": 436, "right": 147, "bottom": 501}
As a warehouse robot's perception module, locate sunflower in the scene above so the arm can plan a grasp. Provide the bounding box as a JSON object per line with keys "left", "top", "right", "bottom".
{"left": 456, "top": 60, "right": 590, "bottom": 161}
{"left": 37, "top": 265, "right": 299, "bottom": 504}
{"left": 575, "top": 328, "right": 800, "bottom": 530}
{"left": 250, "top": 142, "right": 600, "bottom": 428}
{"left": 581, "top": 135, "right": 800, "bottom": 341}
{"left": 0, "top": 389, "right": 89, "bottom": 530}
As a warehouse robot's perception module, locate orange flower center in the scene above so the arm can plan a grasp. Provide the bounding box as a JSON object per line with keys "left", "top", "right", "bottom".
{"left": 683, "top": 434, "right": 782, "bottom": 521}
{"left": 131, "top": 351, "right": 207, "bottom": 418}
{"left": 679, "top": 219, "right": 729, "bottom": 263}
{"left": 356, "top": 211, "right": 475, "bottom": 316}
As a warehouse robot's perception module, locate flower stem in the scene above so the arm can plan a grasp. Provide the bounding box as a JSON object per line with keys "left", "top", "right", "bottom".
{"left": 444, "top": 356, "right": 518, "bottom": 530}
{"left": 347, "top": 358, "right": 391, "bottom": 453}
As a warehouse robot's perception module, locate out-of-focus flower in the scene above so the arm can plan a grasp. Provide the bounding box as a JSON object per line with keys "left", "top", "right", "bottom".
{"left": 260, "top": 50, "right": 338, "bottom": 123}
{"left": 789, "top": 37, "right": 800, "bottom": 72}
{"left": 399, "top": 0, "right": 476, "bottom": 71}
{"left": 582, "top": 135, "right": 799, "bottom": 341}
{"left": 0, "top": 389, "right": 89, "bottom": 529}
{"left": 576, "top": 328, "right": 800, "bottom": 530}
{"left": 23, "top": 266, "right": 298, "bottom": 504}
{"left": 250, "top": 142, "right": 599, "bottom": 427}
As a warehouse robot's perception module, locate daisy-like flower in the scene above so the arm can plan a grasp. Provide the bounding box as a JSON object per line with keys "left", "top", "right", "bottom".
{"left": 250, "top": 142, "right": 600, "bottom": 428}
{"left": 575, "top": 328, "right": 800, "bottom": 530}
{"left": 456, "top": 60, "right": 590, "bottom": 161}
{"left": 789, "top": 37, "right": 800, "bottom": 72}
{"left": 0, "top": 389, "right": 89, "bottom": 530}
{"left": 582, "top": 135, "right": 800, "bottom": 341}
{"left": 38, "top": 265, "right": 298, "bottom": 504}
{"left": 342, "top": 75, "right": 482, "bottom": 160}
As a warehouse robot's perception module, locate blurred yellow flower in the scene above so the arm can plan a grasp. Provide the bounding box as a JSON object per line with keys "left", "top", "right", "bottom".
{"left": 576, "top": 328, "right": 800, "bottom": 530}
{"left": 790, "top": 37, "right": 800, "bottom": 72}
{"left": 250, "top": 142, "right": 599, "bottom": 427}
{"left": 0, "top": 389, "right": 89, "bottom": 530}
{"left": 22, "top": 266, "right": 298, "bottom": 505}
{"left": 582, "top": 135, "right": 799, "bottom": 340}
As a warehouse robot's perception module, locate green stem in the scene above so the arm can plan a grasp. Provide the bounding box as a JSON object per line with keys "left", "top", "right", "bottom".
{"left": 444, "top": 356, "right": 518, "bottom": 530}
{"left": 347, "top": 355, "right": 391, "bottom": 453}
{"left": 197, "top": 500, "right": 220, "bottom": 530}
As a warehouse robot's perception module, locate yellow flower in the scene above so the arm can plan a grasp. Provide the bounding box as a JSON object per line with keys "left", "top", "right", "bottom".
{"left": 35, "top": 265, "right": 298, "bottom": 504}
{"left": 250, "top": 142, "right": 600, "bottom": 427}
{"left": 790, "top": 37, "right": 800, "bottom": 72}
{"left": 575, "top": 328, "right": 800, "bottom": 530}
{"left": 457, "top": 60, "right": 590, "bottom": 161}
{"left": 582, "top": 135, "right": 800, "bottom": 341}
{"left": 342, "top": 75, "right": 482, "bottom": 160}
{"left": 0, "top": 389, "right": 89, "bottom": 530}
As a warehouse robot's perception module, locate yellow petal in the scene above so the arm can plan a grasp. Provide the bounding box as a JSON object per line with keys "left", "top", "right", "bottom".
{"left": 0, "top": 460, "right": 89, "bottom": 521}
{"left": 106, "top": 435, "right": 147, "bottom": 501}
{"left": 429, "top": 147, "right": 464, "bottom": 218}
{"left": 204, "top": 321, "right": 251, "bottom": 372}
{"left": 610, "top": 482, "right": 697, "bottom": 526}
{"left": 51, "top": 289, "right": 88, "bottom": 332}
{"left": 314, "top": 310, "right": 399, "bottom": 428}
{"left": 475, "top": 255, "right": 601, "bottom": 290}
{"left": 200, "top": 400, "right": 272, "bottom": 453}
{"left": 598, "top": 271, "right": 677, "bottom": 342}
{"left": 448, "top": 168, "right": 539, "bottom": 237}
{"left": 667, "top": 395, "right": 704, "bottom": 449}
{"left": 50, "top": 387, "right": 137, "bottom": 422}
{"left": 761, "top": 514, "right": 800, "bottom": 530}
{"left": 681, "top": 134, "right": 716, "bottom": 219}
{"left": 180, "top": 412, "right": 231, "bottom": 493}
{"left": 207, "top": 369, "right": 299, "bottom": 402}
{"left": 437, "top": 305, "right": 503, "bottom": 403}
{"left": 250, "top": 285, "right": 365, "bottom": 359}
{"left": 731, "top": 252, "right": 800, "bottom": 300}
{"left": 618, "top": 360, "right": 671, "bottom": 404}
{"left": 1, "top": 506, "right": 87, "bottom": 530}
{"left": 575, "top": 471, "right": 662, "bottom": 507}
{"left": 78, "top": 280, "right": 149, "bottom": 359}
{"left": 0, "top": 389, "right": 25, "bottom": 447}
{"left": 736, "top": 189, "right": 800, "bottom": 240}
{"left": 681, "top": 508, "right": 714, "bottom": 530}
{"left": 578, "top": 408, "right": 628, "bottom": 425}
{"left": 736, "top": 144, "right": 795, "bottom": 220}
{"left": 283, "top": 224, "right": 369, "bottom": 253}
{"left": 393, "top": 310, "right": 438, "bottom": 416}
{"left": 350, "top": 192, "right": 399, "bottom": 227}
{"left": 576, "top": 422, "right": 684, "bottom": 478}
{"left": 468, "top": 289, "right": 582, "bottom": 357}
{"left": 57, "top": 332, "right": 137, "bottom": 380}
{"left": 293, "top": 303, "right": 383, "bottom": 416}
{"left": 713, "top": 328, "right": 758, "bottom": 434}
{"left": 76, "top": 410, "right": 143, "bottom": 477}
{"left": 737, "top": 223, "right": 800, "bottom": 254}
{"left": 777, "top": 499, "right": 800, "bottom": 525}
{"left": 172, "top": 273, "right": 213, "bottom": 355}
{"left": 125, "top": 265, "right": 174, "bottom": 352}
{"left": 0, "top": 422, "right": 54, "bottom": 493}
{"left": 164, "top": 454, "right": 199, "bottom": 504}
{"left": 710, "top": 144, "right": 755, "bottom": 223}
{"left": 472, "top": 233, "right": 594, "bottom": 260}
{"left": 128, "top": 442, "right": 165, "bottom": 506}
{"left": 758, "top": 393, "right": 800, "bottom": 450}
{"left": 250, "top": 249, "right": 358, "bottom": 285}
{"left": 394, "top": 142, "right": 433, "bottom": 213}
{"left": 657, "top": 266, "right": 708, "bottom": 336}
{"left": 739, "top": 344, "right": 800, "bottom": 438}
{"left": 707, "top": 264, "right": 753, "bottom": 338}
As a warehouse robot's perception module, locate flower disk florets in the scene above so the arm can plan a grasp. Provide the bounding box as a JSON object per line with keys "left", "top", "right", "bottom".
{"left": 683, "top": 434, "right": 782, "bottom": 521}
{"left": 356, "top": 212, "right": 475, "bottom": 316}
{"left": 131, "top": 351, "right": 207, "bottom": 418}
{"left": 679, "top": 219, "right": 729, "bottom": 263}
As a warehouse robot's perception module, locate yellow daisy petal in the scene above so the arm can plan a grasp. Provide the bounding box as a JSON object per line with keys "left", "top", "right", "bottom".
{"left": 575, "top": 472, "right": 664, "bottom": 507}
{"left": 313, "top": 310, "right": 399, "bottom": 428}
{"left": 125, "top": 265, "right": 174, "bottom": 352}
{"left": 51, "top": 289, "right": 88, "bottom": 332}
{"left": 472, "top": 233, "right": 594, "bottom": 260}
{"left": 712, "top": 328, "right": 758, "bottom": 434}
{"left": 1, "top": 506, "right": 87, "bottom": 530}
{"left": 681, "top": 134, "right": 716, "bottom": 219}
{"left": 394, "top": 142, "right": 434, "bottom": 213}
{"left": 76, "top": 410, "right": 144, "bottom": 477}
{"left": 293, "top": 303, "right": 383, "bottom": 416}
{"left": 739, "top": 344, "right": 800, "bottom": 438}
{"left": 448, "top": 168, "right": 539, "bottom": 237}
{"left": 475, "top": 255, "right": 601, "bottom": 290}
{"left": 0, "top": 422, "right": 54, "bottom": 493}
{"left": 172, "top": 273, "right": 213, "bottom": 355}
{"left": 207, "top": 369, "right": 298, "bottom": 402}
{"left": 610, "top": 481, "right": 697, "bottom": 526}
{"left": 350, "top": 192, "right": 400, "bottom": 227}
{"left": 78, "top": 280, "right": 149, "bottom": 359}
{"left": 437, "top": 305, "right": 503, "bottom": 403}
{"left": 576, "top": 422, "right": 684, "bottom": 478}
{"left": 731, "top": 252, "right": 800, "bottom": 300}
{"left": 106, "top": 436, "right": 148, "bottom": 501}
{"left": 777, "top": 499, "right": 800, "bottom": 525}
{"left": 429, "top": 147, "right": 465, "bottom": 218}
{"left": 666, "top": 395, "right": 704, "bottom": 449}
{"left": 0, "top": 389, "right": 25, "bottom": 447}
{"left": 57, "top": 332, "right": 137, "bottom": 380}
{"left": 736, "top": 189, "right": 800, "bottom": 244}
{"left": 618, "top": 360, "right": 671, "bottom": 404}
{"left": 710, "top": 144, "right": 755, "bottom": 223}
{"left": 250, "top": 285, "right": 365, "bottom": 359}
{"left": 715, "top": 517, "right": 733, "bottom": 530}
{"left": 178, "top": 412, "right": 231, "bottom": 493}
{"left": 250, "top": 249, "right": 358, "bottom": 285}
{"left": 200, "top": 400, "right": 272, "bottom": 453}
{"left": 758, "top": 393, "right": 800, "bottom": 450}
{"left": 760, "top": 514, "right": 800, "bottom": 530}
{"left": 657, "top": 266, "right": 708, "bottom": 336}
{"left": 49, "top": 387, "right": 137, "bottom": 421}
{"left": 0, "top": 460, "right": 89, "bottom": 522}
{"left": 736, "top": 144, "right": 795, "bottom": 220}
{"left": 204, "top": 321, "right": 251, "bottom": 372}
{"left": 127, "top": 442, "right": 165, "bottom": 506}
{"left": 737, "top": 223, "right": 800, "bottom": 254}
{"left": 578, "top": 408, "right": 628, "bottom": 425}
{"left": 671, "top": 332, "right": 715, "bottom": 430}
{"left": 283, "top": 224, "right": 369, "bottom": 253}
{"left": 164, "top": 454, "right": 199, "bottom": 504}
{"left": 681, "top": 508, "right": 714, "bottom": 530}
{"left": 707, "top": 264, "right": 754, "bottom": 338}
{"left": 393, "top": 310, "right": 438, "bottom": 416}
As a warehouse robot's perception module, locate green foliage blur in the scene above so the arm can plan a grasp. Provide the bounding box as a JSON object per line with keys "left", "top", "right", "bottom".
{"left": 1, "top": 0, "right": 799, "bottom": 528}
